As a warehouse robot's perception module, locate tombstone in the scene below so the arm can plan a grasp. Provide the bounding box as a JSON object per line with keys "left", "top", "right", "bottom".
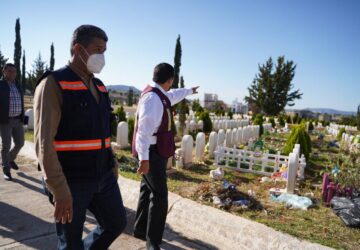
{"left": 293, "top": 144, "right": 300, "bottom": 156}
{"left": 217, "top": 129, "right": 225, "bottom": 146}
{"left": 213, "top": 120, "right": 219, "bottom": 131}
{"left": 225, "top": 129, "right": 232, "bottom": 147}
{"left": 181, "top": 135, "right": 193, "bottom": 166}
{"left": 286, "top": 153, "right": 299, "bottom": 194}
{"left": 25, "top": 109, "right": 34, "bottom": 130}
{"left": 237, "top": 127, "right": 243, "bottom": 145}
{"left": 197, "top": 120, "right": 204, "bottom": 131}
{"left": 225, "top": 120, "right": 231, "bottom": 130}
{"left": 189, "top": 120, "right": 197, "bottom": 132}
{"left": 195, "top": 132, "right": 205, "bottom": 161}
{"left": 116, "top": 121, "right": 129, "bottom": 149}
{"left": 231, "top": 128, "right": 238, "bottom": 146}
{"left": 208, "top": 131, "right": 218, "bottom": 158}
{"left": 298, "top": 154, "right": 306, "bottom": 180}
{"left": 175, "top": 148, "right": 184, "bottom": 168}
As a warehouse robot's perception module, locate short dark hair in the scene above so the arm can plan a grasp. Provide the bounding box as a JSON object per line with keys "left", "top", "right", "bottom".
{"left": 2, "top": 63, "right": 16, "bottom": 72}
{"left": 152, "top": 63, "right": 174, "bottom": 84}
{"left": 70, "top": 25, "right": 108, "bottom": 55}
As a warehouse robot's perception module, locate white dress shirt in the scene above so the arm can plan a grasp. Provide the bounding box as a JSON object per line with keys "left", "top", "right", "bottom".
{"left": 135, "top": 83, "right": 193, "bottom": 161}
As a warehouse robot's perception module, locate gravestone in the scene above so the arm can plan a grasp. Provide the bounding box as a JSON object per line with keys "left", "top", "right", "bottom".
{"left": 225, "top": 129, "right": 232, "bottom": 147}
{"left": 181, "top": 135, "right": 193, "bottom": 166}
{"left": 217, "top": 129, "right": 225, "bottom": 146}
{"left": 208, "top": 131, "right": 218, "bottom": 158}
{"left": 25, "top": 109, "right": 34, "bottom": 130}
{"left": 116, "top": 121, "right": 129, "bottom": 149}
{"left": 195, "top": 132, "right": 205, "bottom": 161}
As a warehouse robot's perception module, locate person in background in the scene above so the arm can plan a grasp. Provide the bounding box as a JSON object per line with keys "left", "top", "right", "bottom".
{"left": 0, "top": 63, "right": 25, "bottom": 181}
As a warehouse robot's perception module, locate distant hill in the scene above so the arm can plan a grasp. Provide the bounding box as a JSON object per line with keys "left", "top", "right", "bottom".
{"left": 106, "top": 85, "right": 141, "bottom": 94}
{"left": 287, "top": 108, "right": 356, "bottom": 116}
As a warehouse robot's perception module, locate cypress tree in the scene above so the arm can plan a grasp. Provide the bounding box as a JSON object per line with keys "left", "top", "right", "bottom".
{"left": 50, "top": 43, "right": 55, "bottom": 70}
{"left": 21, "top": 50, "right": 26, "bottom": 90}
{"left": 14, "top": 18, "right": 22, "bottom": 83}
{"left": 172, "top": 35, "right": 182, "bottom": 89}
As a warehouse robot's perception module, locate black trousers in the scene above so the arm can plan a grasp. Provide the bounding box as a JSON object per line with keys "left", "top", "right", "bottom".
{"left": 134, "top": 146, "right": 168, "bottom": 250}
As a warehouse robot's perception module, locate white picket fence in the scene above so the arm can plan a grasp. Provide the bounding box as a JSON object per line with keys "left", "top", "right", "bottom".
{"left": 214, "top": 145, "right": 306, "bottom": 179}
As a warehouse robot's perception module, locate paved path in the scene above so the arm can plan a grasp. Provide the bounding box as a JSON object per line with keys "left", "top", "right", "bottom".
{"left": 0, "top": 141, "right": 332, "bottom": 250}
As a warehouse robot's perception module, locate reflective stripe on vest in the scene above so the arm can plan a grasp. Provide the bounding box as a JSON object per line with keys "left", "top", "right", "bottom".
{"left": 54, "top": 137, "right": 111, "bottom": 151}
{"left": 96, "top": 85, "right": 108, "bottom": 93}
{"left": 59, "top": 81, "right": 87, "bottom": 91}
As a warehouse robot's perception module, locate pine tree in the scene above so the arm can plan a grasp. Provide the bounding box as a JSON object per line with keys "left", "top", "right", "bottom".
{"left": 50, "top": 43, "right": 55, "bottom": 70}
{"left": 0, "top": 48, "right": 8, "bottom": 78}
{"left": 14, "top": 18, "right": 22, "bottom": 83}
{"left": 245, "top": 56, "right": 302, "bottom": 116}
{"left": 28, "top": 53, "right": 47, "bottom": 91}
{"left": 172, "top": 35, "right": 182, "bottom": 89}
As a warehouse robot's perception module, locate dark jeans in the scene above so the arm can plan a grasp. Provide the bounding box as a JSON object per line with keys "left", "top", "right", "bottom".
{"left": 134, "top": 146, "right": 168, "bottom": 250}
{"left": 0, "top": 117, "right": 24, "bottom": 174}
{"left": 55, "top": 171, "right": 127, "bottom": 250}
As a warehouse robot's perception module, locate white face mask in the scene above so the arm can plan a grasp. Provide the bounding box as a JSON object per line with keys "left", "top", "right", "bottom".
{"left": 80, "top": 46, "right": 105, "bottom": 74}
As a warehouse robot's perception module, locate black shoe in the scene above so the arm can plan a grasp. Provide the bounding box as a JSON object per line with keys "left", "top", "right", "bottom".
{"left": 4, "top": 173, "right": 12, "bottom": 181}
{"left": 133, "top": 232, "right": 146, "bottom": 241}
{"left": 10, "top": 161, "right": 19, "bottom": 170}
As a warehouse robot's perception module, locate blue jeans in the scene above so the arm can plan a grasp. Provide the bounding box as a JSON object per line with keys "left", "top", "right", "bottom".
{"left": 56, "top": 171, "right": 127, "bottom": 250}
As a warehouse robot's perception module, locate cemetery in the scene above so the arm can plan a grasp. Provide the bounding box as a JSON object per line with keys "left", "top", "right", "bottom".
{"left": 96, "top": 109, "right": 360, "bottom": 249}
{"left": 19, "top": 92, "right": 360, "bottom": 249}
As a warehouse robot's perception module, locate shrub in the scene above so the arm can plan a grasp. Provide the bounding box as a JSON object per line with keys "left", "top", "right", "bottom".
{"left": 253, "top": 114, "right": 264, "bottom": 136}
{"left": 198, "top": 111, "right": 213, "bottom": 133}
{"left": 227, "top": 110, "right": 233, "bottom": 119}
{"left": 114, "top": 106, "right": 126, "bottom": 122}
{"left": 278, "top": 116, "right": 285, "bottom": 127}
{"left": 283, "top": 124, "right": 312, "bottom": 159}
{"left": 308, "top": 121, "right": 314, "bottom": 131}
{"left": 269, "top": 117, "right": 276, "bottom": 128}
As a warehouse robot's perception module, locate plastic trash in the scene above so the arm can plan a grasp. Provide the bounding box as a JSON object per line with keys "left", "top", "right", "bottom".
{"left": 248, "top": 189, "right": 256, "bottom": 198}
{"left": 209, "top": 167, "right": 224, "bottom": 180}
{"left": 212, "top": 196, "right": 222, "bottom": 205}
{"left": 260, "top": 177, "right": 271, "bottom": 183}
{"left": 223, "top": 180, "right": 236, "bottom": 191}
{"left": 272, "top": 193, "right": 312, "bottom": 210}
{"left": 232, "top": 199, "right": 250, "bottom": 206}
{"left": 330, "top": 197, "right": 360, "bottom": 228}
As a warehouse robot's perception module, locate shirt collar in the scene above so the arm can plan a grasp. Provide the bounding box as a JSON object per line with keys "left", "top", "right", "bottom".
{"left": 151, "top": 82, "right": 168, "bottom": 96}
{"left": 68, "top": 62, "right": 94, "bottom": 85}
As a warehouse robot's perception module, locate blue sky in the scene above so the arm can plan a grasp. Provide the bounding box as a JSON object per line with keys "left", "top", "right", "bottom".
{"left": 0, "top": 0, "right": 359, "bottom": 112}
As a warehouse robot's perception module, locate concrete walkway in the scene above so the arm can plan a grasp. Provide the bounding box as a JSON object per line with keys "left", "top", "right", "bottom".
{"left": 0, "top": 141, "right": 332, "bottom": 250}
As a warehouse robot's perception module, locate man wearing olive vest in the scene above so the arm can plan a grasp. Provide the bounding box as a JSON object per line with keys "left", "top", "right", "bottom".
{"left": 34, "top": 25, "right": 126, "bottom": 249}
{"left": 132, "top": 63, "right": 199, "bottom": 250}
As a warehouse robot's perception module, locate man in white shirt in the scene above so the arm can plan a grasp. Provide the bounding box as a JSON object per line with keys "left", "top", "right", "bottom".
{"left": 132, "top": 63, "right": 198, "bottom": 250}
